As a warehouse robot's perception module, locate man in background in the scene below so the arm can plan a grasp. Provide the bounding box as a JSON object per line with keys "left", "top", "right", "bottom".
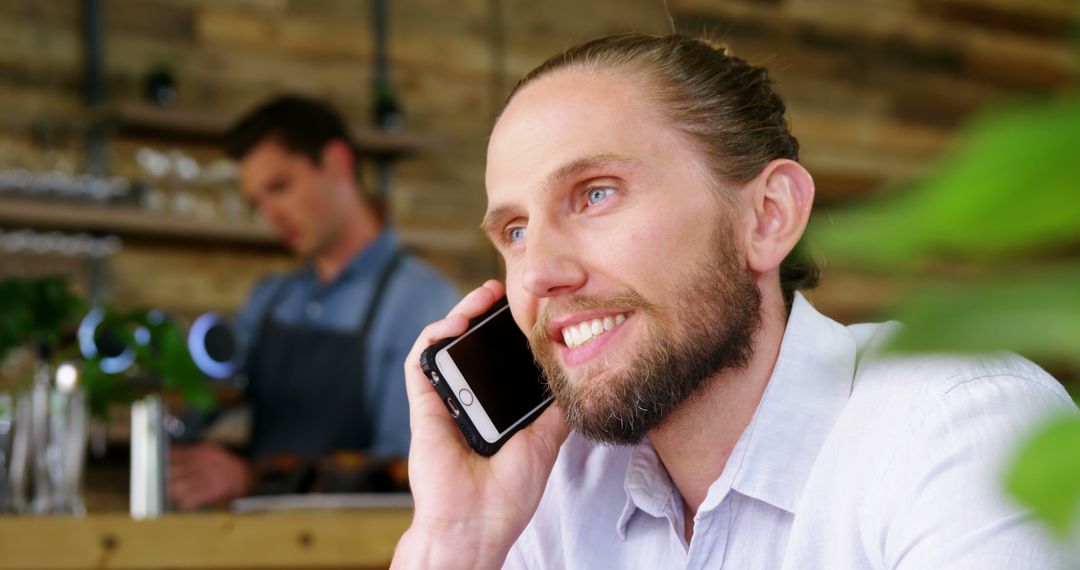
{"left": 169, "top": 96, "right": 458, "bottom": 510}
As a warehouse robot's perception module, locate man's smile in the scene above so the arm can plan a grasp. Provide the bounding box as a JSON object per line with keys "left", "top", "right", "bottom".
{"left": 545, "top": 310, "right": 636, "bottom": 367}
{"left": 556, "top": 312, "right": 629, "bottom": 348}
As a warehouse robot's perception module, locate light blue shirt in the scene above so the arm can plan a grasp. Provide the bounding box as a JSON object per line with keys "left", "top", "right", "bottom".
{"left": 506, "top": 293, "right": 1076, "bottom": 569}
{"left": 235, "top": 230, "right": 459, "bottom": 456}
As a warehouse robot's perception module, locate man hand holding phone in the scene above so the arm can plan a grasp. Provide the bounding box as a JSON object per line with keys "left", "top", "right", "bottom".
{"left": 395, "top": 281, "right": 568, "bottom": 568}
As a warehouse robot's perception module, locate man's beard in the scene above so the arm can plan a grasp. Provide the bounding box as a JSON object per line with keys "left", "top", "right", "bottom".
{"left": 528, "top": 231, "right": 762, "bottom": 446}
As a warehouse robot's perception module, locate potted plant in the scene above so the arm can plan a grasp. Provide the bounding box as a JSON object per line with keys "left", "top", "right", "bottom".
{"left": 0, "top": 275, "right": 213, "bottom": 514}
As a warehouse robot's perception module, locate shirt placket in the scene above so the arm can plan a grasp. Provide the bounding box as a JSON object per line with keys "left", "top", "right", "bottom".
{"left": 685, "top": 497, "right": 732, "bottom": 569}
{"left": 304, "top": 280, "right": 334, "bottom": 325}
{"left": 663, "top": 490, "right": 690, "bottom": 567}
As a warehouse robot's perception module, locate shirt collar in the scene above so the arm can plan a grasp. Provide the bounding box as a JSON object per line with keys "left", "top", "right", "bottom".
{"left": 303, "top": 229, "right": 401, "bottom": 286}
{"left": 616, "top": 293, "right": 857, "bottom": 535}
{"left": 726, "top": 292, "right": 857, "bottom": 513}
{"left": 617, "top": 437, "right": 677, "bottom": 539}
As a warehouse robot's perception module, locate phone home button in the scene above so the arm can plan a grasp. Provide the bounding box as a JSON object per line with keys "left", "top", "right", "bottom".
{"left": 458, "top": 388, "right": 474, "bottom": 406}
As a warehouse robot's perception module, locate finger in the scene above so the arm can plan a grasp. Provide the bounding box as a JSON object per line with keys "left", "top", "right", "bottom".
{"left": 444, "top": 281, "right": 505, "bottom": 320}
{"left": 403, "top": 314, "right": 470, "bottom": 403}
{"left": 479, "top": 279, "right": 505, "bottom": 302}
{"left": 176, "top": 487, "right": 215, "bottom": 511}
{"left": 404, "top": 282, "right": 507, "bottom": 384}
{"left": 169, "top": 460, "right": 199, "bottom": 484}
{"left": 405, "top": 282, "right": 509, "bottom": 399}
{"left": 446, "top": 282, "right": 504, "bottom": 322}
{"left": 169, "top": 463, "right": 201, "bottom": 485}
{"left": 168, "top": 477, "right": 203, "bottom": 510}
{"left": 178, "top": 473, "right": 229, "bottom": 511}
{"left": 408, "top": 314, "right": 470, "bottom": 362}
{"left": 169, "top": 447, "right": 214, "bottom": 476}
{"left": 402, "top": 282, "right": 510, "bottom": 449}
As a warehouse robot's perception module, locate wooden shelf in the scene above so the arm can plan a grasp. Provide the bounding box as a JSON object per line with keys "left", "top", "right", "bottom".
{"left": 106, "top": 102, "right": 433, "bottom": 160}
{"left": 0, "top": 510, "right": 412, "bottom": 569}
{"left": 0, "top": 196, "right": 279, "bottom": 248}
{"left": 0, "top": 197, "right": 480, "bottom": 253}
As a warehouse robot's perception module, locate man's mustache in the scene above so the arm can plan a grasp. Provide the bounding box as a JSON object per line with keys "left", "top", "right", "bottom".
{"left": 530, "top": 292, "right": 657, "bottom": 342}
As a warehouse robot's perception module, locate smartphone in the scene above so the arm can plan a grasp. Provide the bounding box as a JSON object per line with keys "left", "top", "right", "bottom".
{"left": 419, "top": 297, "right": 553, "bottom": 456}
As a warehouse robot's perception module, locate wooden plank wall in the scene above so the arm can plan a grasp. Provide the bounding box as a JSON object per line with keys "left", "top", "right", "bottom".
{"left": 0, "top": 0, "right": 1074, "bottom": 322}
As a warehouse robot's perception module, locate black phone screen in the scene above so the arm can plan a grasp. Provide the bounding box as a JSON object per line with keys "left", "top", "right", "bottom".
{"left": 445, "top": 307, "right": 550, "bottom": 433}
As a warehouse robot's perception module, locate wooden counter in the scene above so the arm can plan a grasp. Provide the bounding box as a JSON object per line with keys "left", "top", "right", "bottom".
{"left": 0, "top": 509, "right": 412, "bottom": 569}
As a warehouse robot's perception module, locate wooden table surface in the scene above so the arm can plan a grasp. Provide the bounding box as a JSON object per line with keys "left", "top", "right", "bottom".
{"left": 0, "top": 509, "right": 412, "bottom": 569}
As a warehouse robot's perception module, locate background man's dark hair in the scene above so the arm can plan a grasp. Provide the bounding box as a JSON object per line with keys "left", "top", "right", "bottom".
{"left": 225, "top": 95, "right": 361, "bottom": 173}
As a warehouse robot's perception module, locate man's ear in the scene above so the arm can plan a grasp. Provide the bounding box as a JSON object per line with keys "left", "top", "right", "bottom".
{"left": 320, "top": 139, "right": 356, "bottom": 184}
{"left": 744, "top": 159, "right": 815, "bottom": 274}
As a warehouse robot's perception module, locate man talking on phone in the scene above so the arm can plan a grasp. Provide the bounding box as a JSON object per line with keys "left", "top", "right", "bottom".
{"left": 393, "top": 34, "right": 1075, "bottom": 568}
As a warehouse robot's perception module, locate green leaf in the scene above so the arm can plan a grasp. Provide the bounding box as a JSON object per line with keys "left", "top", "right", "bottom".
{"left": 809, "top": 97, "right": 1080, "bottom": 269}
{"left": 0, "top": 276, "right": 84, "bottom": 362}
{"left": 145, "top": 320, "right": 216, "bottom": 413}
{"left": 1005, "top": 414, "right": 1080, "bottom": 538}
{"left": 80, "top": 358, "right": 135, "bottom": 419}
{"left": 882, "top": 269, "right": 1080, "bottom": 367}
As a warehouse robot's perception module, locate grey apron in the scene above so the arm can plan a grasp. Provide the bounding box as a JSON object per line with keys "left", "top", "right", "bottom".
{"left": 245, "top": 249, "right": 405, "bottom": 461}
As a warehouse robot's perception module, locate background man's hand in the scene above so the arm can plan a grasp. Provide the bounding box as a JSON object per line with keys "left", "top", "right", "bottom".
{"left": 392, "top": 280, "right": 570, "bottom": 569}
{"left": 169, "top": 442, "right": 253, "bottom": 510}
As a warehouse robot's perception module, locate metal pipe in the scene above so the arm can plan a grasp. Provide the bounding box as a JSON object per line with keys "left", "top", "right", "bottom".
{"left": 82, "top": 0, "right": 109, "bottom": 177}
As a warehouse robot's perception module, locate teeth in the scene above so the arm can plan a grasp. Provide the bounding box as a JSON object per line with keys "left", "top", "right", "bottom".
{"left": 561, "top": 313, "right": 628, "bottom": 349}
{"left": 577, "top": 322, "right": 593, "bottom": 344}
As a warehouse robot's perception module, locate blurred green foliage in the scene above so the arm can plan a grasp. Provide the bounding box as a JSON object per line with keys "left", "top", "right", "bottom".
{"left": 1005, "top": 415, "right": 1080, "bottom": 537}
{"left": 807, "top": 96, "right": 1080, "bottom": 539}
{"left": 811, "top": 98, "right": 1080, "bottom": 268}
{"left": 0, "top": 276, "right": 214, "bottom": 418}
{"left": 883, "top": 270, "right": 1080, "bottom": 363}
{"left": 0, "top": 276, "right": 85, "bottom": 359}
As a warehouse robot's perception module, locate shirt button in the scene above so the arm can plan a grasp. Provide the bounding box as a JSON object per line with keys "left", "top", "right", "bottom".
{"left": 306, "top": 301, "right": 322, "bottom": 319}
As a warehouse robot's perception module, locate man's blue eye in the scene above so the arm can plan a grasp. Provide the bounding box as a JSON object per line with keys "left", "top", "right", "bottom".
{"left": 508, "top": 227, "right": 526, "bottom": 242}
{"left": 587, "top": 187, "right": 615, "bottom": 206}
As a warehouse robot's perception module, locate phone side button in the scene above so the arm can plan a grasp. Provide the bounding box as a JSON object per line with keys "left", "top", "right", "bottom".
{"left": 445, "top": 397, "right": 461, "bottom": 418}
{"left": 429, "top": 371, "right": 441, "bottom": 386}
{"left": 458, "top": 389, "right": 474, "bottom": 406}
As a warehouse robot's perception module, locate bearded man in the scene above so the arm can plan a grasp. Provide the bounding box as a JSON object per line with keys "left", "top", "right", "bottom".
{"left": 392, "top": 34, "right": 1075, "bottom": 569}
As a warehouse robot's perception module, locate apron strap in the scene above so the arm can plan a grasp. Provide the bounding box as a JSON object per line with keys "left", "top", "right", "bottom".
{"left": 355, "top": 248, "right": 406, "bottom": 342}
{"left": 246, "top": 247, "right": 406, "bottom": 377}
{"left": 244, "top": 276, "right": 294, "bottom": 376}
{"left": 256, "top": 277, "right": 294, "bottom": 328}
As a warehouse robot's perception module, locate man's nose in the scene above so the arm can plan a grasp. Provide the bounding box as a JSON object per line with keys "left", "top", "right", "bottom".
{"left": 260, "top": 201, "right": 284, "bottom": 226}
{"left": 520, "top": 225, "right": 586, "bottom": 298}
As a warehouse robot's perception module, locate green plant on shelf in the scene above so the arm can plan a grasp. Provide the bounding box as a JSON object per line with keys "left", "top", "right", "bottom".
{"left": 808, "top": 95, "right": 1080, "bottom": 539}
{"left": 0, "top": 276, "right": 215, "bottom": 417}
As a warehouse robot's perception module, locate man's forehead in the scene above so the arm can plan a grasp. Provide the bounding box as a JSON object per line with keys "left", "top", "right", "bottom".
{"left": 491, "top": 70, "right": 650, "bottom": 144}
{"left": 486, "top": 72, "right": 668, "bottom": 184}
